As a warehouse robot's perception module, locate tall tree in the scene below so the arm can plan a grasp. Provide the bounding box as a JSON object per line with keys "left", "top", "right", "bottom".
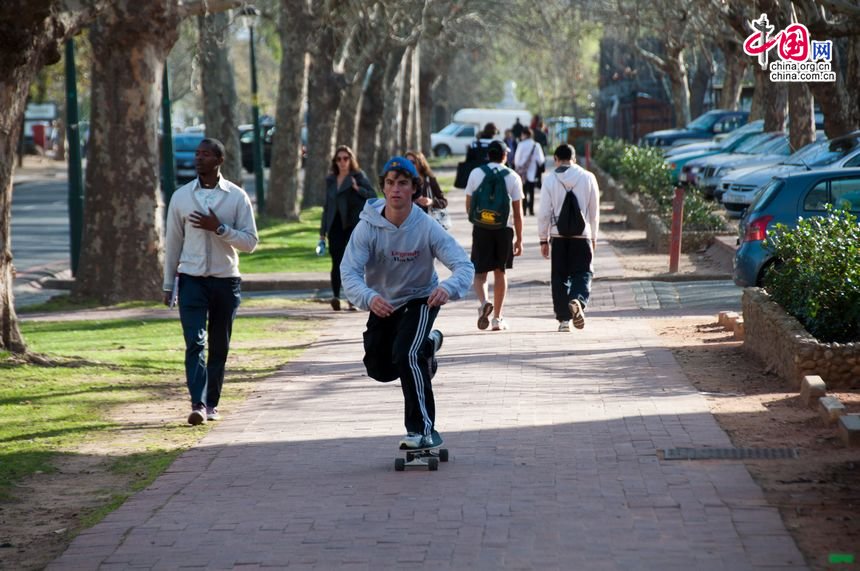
{"left": 0, "top": 0, "right": 106, "bottom": 353}
{"left": 267, "top": 0, "right": 312, "bottom": 220}
{"left": 199, "top": 11, "right": 242, "bottom": 185}
{"left": 72, "top": 0, "right": 241, "bottom": 304}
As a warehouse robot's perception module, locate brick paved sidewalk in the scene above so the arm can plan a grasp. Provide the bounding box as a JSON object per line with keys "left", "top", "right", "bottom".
{"left": 49, "top": 196, "right": 804, "bottom": 570}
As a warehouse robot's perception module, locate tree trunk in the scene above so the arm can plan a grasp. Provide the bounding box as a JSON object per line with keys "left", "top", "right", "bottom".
{"left": 809, "top": 36, "right": 860, "bottom": 138}
{"left": 406, "top": 44, "right": 421, "bottom": 152}
{"left": 755, "top": 68, "right": 787, "bottom": 132}
{"left": 379, "top": 46, "right": 408, "bottom": 164}
{"left": 335, "top": 71, "right": 366, "bottom": 152}
{"left": 419, "top": 66, "right": 435, "bottom": 155}
{"left": 399, "top": 46, "right": 414, "bottom": 152}
{"left": 199, "top": 11, "right": 242, "bottom": 186}
{"left": 688, "top": 52, "right": 712, "bottom": 119}
{"left": 666, "top": 48, "right": 691, "bottom": 127}
{"left": 268, "top": 0, "right": 311, "bottom": 220}
{"left": 788, "top": 82, "right": 815, "bottom": 152}
{"left": 0, "top": 2, "right": 95, "bottom": 353}
{"left": 73, "top": 14, "right": 180, "bottom": 303}
{"left": 302, "top": 26, "right": 345, "bottom": 209}
{"left": 357, "top": 62, "right": 385, "bottom": 174}
{"left": 719, "top": 42, "right": 747, "bottom": 111}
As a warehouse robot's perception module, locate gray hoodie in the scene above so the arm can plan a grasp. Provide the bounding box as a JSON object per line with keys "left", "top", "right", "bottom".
{"left": 340, "top": 198, "right": 475, "bottom": 311}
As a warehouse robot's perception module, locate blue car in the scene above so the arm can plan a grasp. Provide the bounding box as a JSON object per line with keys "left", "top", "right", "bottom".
{"left": 669, "top": 120, "right": 764, "bottom": 183}
{"left": 734, "top": 167, "right": 860, "bottom": 287}
{"left": 173, "top": 133, "right": 205, "bottom": 184}
{"left": 640, "top": 109, "right": 749, "bottom": 149}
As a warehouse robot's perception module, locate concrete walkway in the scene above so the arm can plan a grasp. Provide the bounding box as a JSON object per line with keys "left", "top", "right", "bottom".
{"left": 48, "top": 194, "right": 801, "bottom": 570}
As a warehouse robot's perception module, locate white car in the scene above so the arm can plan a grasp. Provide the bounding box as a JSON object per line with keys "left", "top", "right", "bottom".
{"left": 430, "top": 122, "right": 478, "bottom": 157}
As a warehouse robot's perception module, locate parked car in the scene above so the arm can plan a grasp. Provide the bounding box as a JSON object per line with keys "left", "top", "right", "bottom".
{"left": 734, "top": 167, "right": 860, "bottom": 287}
{"left": 692, "top": 132, "right": 790, "bottom": 197}
{"left": 639, "top": 109, "right": 749, "bottom": 149}
{"left": 173, "top": 132, "right": 205, "bottom": 184}
{"left": 671, "top": 120, "right": 766, "bottom": 183}
{"left": 240, "top": 123, "right": 274, "bottom": 173}
{"left": 430, "top": 122, "right": 479, "bottom": 157}
{"left": 667, "top": 119, "right": 764, "bottom": 160}
{"left": 720, "top": 130, "right": 860, "bottom": 215}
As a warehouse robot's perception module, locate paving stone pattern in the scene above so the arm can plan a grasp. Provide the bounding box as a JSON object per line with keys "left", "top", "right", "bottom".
{"left": 49, "top": 195, "right": 802, "bottom": 570}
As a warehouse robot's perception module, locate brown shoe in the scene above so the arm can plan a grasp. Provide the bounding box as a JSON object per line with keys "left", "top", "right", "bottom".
{"left": 330, "top": 297, "right": 341, "bottom": 311}
{"left": 569, "top": 299, "right": 586, "bottom": 329}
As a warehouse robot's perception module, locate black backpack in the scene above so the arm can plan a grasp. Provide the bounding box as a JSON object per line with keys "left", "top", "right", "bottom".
{"left": 555, "top": 175, "right": 586, "bottom": 237}
{"left": 469, "top": 165, "right": 511, "bottom": 230}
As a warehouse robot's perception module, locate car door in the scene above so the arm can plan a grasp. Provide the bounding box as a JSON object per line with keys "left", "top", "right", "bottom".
{"left": 800, "top": 175, "right": 860, "bottom": 216}
{"left": 453, "top": 125, "right": 476, "bottom": 154}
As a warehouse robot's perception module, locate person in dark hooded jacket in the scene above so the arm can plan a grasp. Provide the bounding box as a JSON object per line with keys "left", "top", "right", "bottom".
{"left": 320, "top": 145, "right": 377, "bottom": 311}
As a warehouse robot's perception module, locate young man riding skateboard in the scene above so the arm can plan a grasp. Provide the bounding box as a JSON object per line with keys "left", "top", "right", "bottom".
{"left": 341, "top": 157, "right": 474, "bottom": 449}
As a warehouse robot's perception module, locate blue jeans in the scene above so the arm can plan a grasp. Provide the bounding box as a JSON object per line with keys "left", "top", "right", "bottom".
{"left": 550, "top": 238, "right": 593, "bottom": 320}
{"left": 178, "top": 274, "right": 241, "bottom": 407}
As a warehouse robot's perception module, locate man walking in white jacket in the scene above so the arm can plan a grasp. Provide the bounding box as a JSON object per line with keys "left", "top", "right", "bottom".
{"left": 162, "top": 138, "right": 258, "bottom": 425}
{"left": 537, "top": 144, "right": 600, "bottom": 332}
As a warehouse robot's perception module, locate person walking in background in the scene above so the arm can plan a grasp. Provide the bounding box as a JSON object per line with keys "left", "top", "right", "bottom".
{"left": 341, "top": 157, "right": 474, "bottom": 449}
{"left": 405, "top": 150, "right": 449, "bottom": 230}
{"left": 533, "top": 121, "right": 549, "bottom": 148}
{"left": 537, "top": 144, "right": 600, "bottom": 332}
{"left": 503, "top": 129, "right": 518, "bottom": 169}
{"left": 454, "top": 122, "right": 499, "bottom": 189}
{"left": 465, "top": 141, "right": 524, "bottom": 332}
{"left": 514, "top": 127, "right": 545, "bottom": 216}
{"left": 320, "top": 145, "right": 377, "bottom": 311}
{"left": 162, "top": 138, "right": 258, "bottom": 425}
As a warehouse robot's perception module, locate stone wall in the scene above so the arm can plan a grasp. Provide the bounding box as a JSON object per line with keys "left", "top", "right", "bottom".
{"left": 743, "top": 288, "right": 860, "bottom": 389}
{"left": 646, "top": 214, "right": 730, "bottom": 254}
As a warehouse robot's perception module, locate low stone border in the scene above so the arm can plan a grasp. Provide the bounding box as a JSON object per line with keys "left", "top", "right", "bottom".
{"left": 646, "top": 214, "right": 728, "bottom": 254}
{"left": 742, "top": 288, "right": 860, "bottom": 389}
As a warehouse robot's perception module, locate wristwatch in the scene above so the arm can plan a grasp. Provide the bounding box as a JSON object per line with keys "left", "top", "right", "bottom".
{"left": 215, "top": 224, "right": 227, "bottom": 236}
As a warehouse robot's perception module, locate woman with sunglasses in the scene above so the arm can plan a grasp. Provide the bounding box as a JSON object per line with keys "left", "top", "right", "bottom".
{"left": 405, "top": 150, "right": 448, "bottom": 224}
{"left": 320, "top": 145, "right": 376, "bottom": 310}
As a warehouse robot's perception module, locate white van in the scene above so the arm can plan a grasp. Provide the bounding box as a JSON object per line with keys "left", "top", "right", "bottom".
{"left": 430, "top": 108, "right": 532, "bottom": 157}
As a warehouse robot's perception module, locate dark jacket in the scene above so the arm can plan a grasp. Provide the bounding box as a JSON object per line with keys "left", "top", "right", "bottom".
{"left": 320, "top": 170, "right": 377, "bottom": 235}
{"left": 411, "top": 176, "right": 448, "bottom": 212}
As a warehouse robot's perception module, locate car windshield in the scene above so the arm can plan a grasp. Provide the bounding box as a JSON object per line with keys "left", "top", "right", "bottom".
{"left": 686, "top": 111, "right": 721, "bottom": 131}
{"left": 438, "top": 123, "right": 463, "bottom": 135}
{"left": 784, "top": 137, "right": 859, "bottom": 166}
{"left": 735, "top": 133, "right": 780, "bottom": 154}
{"left": 758, "top": 136, "right": 791, "bottom": 156}
{"left": 719, "top": 120, "right": 764, "bottom": 149}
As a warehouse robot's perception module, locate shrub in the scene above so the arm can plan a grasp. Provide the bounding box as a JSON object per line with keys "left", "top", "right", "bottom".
{"left": 763, "top": 206, "right": 860, "bottom": 342}
{"left": 671, "top": 188, "right": 728, "bottom": 232}
{"left": 593, "top": 138, "right": 627, "bottom": 178}
{"left": 617, "top": 145, "right": 673, "bottom": 205}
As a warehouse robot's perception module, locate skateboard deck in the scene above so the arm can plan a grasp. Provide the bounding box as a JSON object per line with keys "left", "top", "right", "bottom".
{"left": 394, "top": 431, "right": 448, "bottom": 471}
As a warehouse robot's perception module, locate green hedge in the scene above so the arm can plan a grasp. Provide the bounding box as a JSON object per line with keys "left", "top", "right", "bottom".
{"left": 763, "top": 206, "right": 860, "bottom": 343}
{"left": 594, "top": 139, "right": 726, "bottom": 232}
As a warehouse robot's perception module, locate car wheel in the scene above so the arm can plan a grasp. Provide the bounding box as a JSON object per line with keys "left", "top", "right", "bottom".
{"left": 433, "top": 145, "right": 451, "bottom": 158}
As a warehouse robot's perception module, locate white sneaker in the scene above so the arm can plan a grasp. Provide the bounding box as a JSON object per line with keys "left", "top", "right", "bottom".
{"left": 428, "top": 330, "right": 444, "bottom": 353}
{"left": 558, "top": 320, "right": 572, "bottom": 332}
{"left": 399, "top": 433, "right": 424, "bottom": 449}
{"left": 491, "top": 317, "right": 509, "bottom": 331}
{"left": 206, "top": 407, "right": 220, "bottom": 421}
{"left": 187, "top": 405, "right": 206, "bottom": 426}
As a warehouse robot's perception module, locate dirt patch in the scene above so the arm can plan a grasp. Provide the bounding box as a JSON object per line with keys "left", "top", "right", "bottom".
{"left": 653, "top": 318, "right": 860, "bottom": 571}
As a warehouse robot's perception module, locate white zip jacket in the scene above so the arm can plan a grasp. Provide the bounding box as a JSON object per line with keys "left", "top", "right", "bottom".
{"left": 163, "top": 176, "right": 258, "bottom": 291}
{"left": 537, "top": 164, "right": 600, "bottom": 242}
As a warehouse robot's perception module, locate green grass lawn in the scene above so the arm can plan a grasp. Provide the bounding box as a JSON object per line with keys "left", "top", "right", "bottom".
{"left": 0, "top": 309, "right": 315, "bottom": 502}
{"left": 239, "top": 207, "right": 331, "bottom": 274}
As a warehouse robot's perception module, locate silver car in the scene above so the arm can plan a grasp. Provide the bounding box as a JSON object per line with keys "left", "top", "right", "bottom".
{"left": 694, "top": 133, "right": 790, "bottom": 197}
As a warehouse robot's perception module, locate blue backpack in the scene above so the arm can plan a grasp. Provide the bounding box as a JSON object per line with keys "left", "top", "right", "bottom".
{"left": 469, "top": 165, "right": 510, "bottom": 230}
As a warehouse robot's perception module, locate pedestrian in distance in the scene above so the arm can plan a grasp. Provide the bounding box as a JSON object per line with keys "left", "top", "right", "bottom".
{"left": 514, "top": 127, "right": 545, "bottom": 217}
{"left": 537, "top": 144, "right": 600, "bottom": 332}
{"left": 340, "top": 157, "right": 474, "bottom": 449}
{"left": 464, "top": 140, "right": 524, "bottom": 332}
{"left": 503, "top": 129, "right": 518, "bottom": 169}
{"left": 320, "top": 145, "right": 377, "bottom": 312}
{"left": 454, "top": 122, "right": 499, "bottom": 189}
{"left": 405, "top": 150, "right": 450, "bottom": 230}
{"left": 162, "top": 138, "right": 259, "bottom": 425}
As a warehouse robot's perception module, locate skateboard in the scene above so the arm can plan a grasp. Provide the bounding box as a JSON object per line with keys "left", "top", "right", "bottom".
{"left": 394, "top": 431, "right": 449, "bottom": 472}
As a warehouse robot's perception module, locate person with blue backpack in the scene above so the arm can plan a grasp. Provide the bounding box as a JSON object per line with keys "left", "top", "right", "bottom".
{"left": 464, "top": 140, "right": 524, "bottom": 332}
{"left": 537, "top": 144, "right": 600, "bottom": 332}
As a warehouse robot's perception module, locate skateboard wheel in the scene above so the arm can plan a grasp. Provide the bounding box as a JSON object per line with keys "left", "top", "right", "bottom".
{"left": 428, "top": 457, "right": 439, "bottom": 471}
{"left": 439, "top": 448, "right": 449, "bottom": 462}
{"left": 394, "top": 458, "right": 405, "bottom": 471}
